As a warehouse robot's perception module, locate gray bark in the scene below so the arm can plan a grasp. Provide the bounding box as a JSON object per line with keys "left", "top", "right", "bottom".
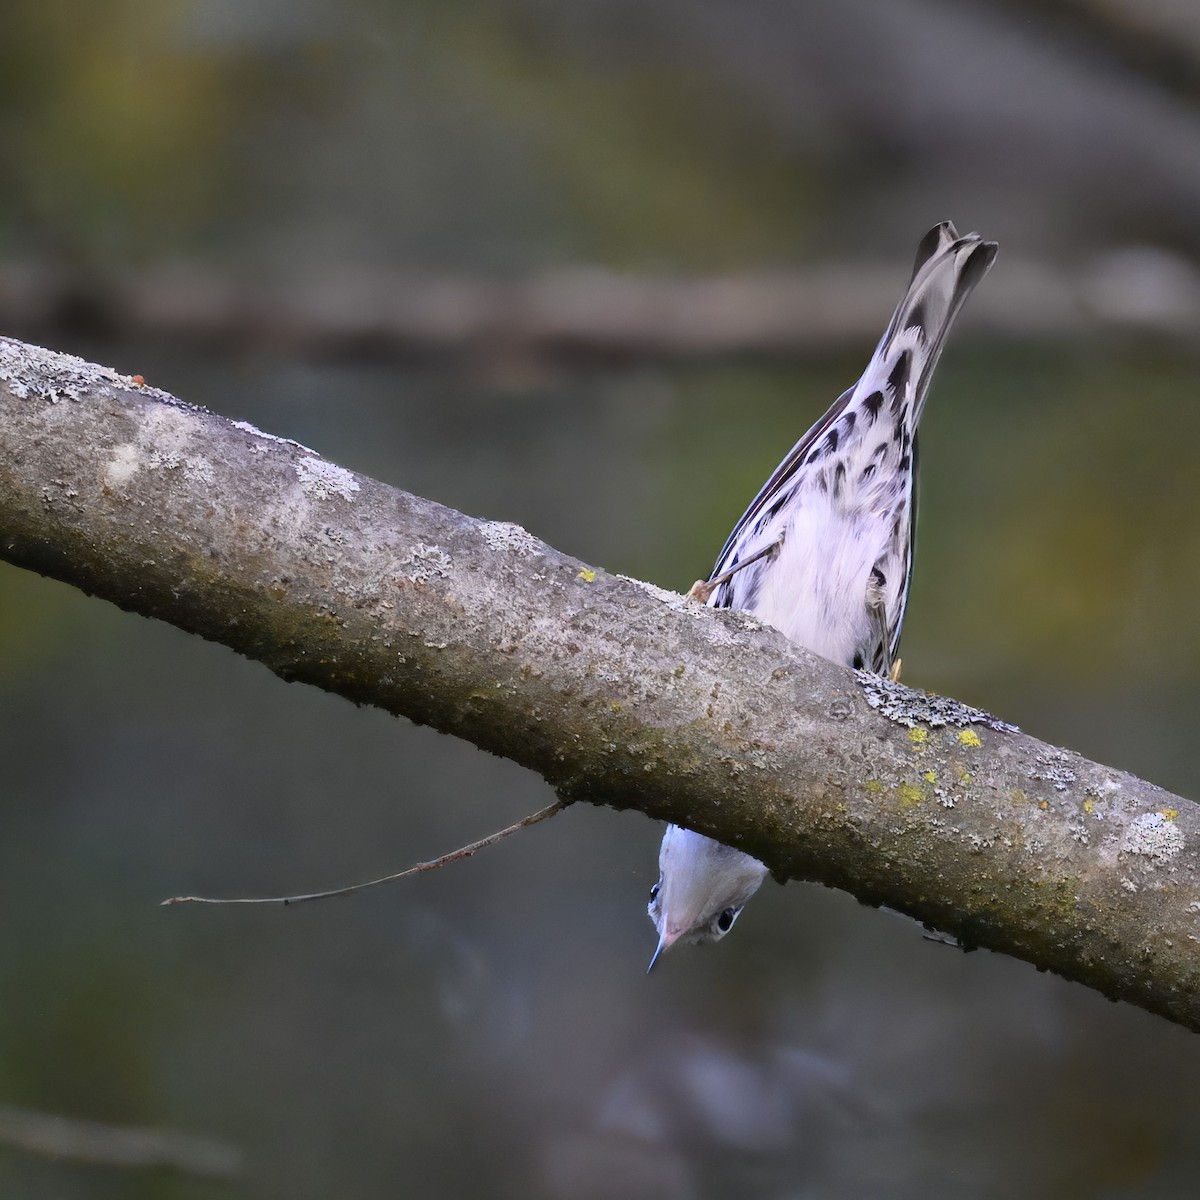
{"left": 1, "top": 335, "right": 1197, "bottom": 1031}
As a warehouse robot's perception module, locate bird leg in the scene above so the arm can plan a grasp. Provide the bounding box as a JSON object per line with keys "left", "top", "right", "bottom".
{"left": 686, "top": 539, "right": 782, "bottom": 604}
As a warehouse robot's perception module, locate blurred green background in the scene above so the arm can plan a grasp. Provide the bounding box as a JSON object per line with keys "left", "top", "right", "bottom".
{"left": 3, "top": 1, "right": 1200, "bottom": 1197}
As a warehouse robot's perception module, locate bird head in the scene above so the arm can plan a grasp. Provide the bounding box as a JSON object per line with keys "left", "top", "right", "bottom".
{"left": 647, "top": 824, "right": 769, "bottom": 969}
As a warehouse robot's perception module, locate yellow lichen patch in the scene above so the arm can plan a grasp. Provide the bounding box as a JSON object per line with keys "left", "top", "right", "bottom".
{"left": 865, "top": 780, "right": 885, "bottom": 794}
{"left": 1038, "top": 799, "right": 1050, "bottom": 811}
{"left": 923, "top": 769, "right": 937, "bottom": 783}
{"left": 1082, "top": 798, "right": 1095, "bottom": 814}
{"left": 958, "top": 729, "right": 983, "bottom": 748}
{"left": 578, "top": 568, "right": 597, "bottom": 583}
{"left": 1161, "top": 808, "right": 1180, "bottom": 821}
{"left": 956, "top": 766, "right": 973, "bottom": 785}
{"left": 908, "top": 727, "right": 928, "bottom": 746}
{"left": 898, "top": 783, "right": 923, "bottom": 808}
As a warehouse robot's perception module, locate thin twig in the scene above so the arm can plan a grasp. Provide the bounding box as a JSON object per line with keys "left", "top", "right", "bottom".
{"left": 161, "top": 800, "right": 568, "bottom": 907}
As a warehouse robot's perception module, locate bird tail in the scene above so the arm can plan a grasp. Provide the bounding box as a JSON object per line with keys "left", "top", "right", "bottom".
{"left": 862, "top": 221, "right": 998, "bottom": 427}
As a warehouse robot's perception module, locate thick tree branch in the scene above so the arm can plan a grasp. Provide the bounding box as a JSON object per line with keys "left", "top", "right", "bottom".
{"left": 1, "top": 336, "right": 1197, "bottom": 1030}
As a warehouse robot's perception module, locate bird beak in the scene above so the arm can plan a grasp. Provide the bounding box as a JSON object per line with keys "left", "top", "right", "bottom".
{"left": 646, "top": 930, "right": 676, "bottom": 973}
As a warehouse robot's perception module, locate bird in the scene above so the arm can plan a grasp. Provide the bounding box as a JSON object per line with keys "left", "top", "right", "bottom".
{"left": 647, "top": 221, "right": 998, "bottom": 970}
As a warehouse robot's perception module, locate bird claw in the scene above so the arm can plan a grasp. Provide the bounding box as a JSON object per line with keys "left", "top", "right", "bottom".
{"left": 686, "top": 579, "right": 714, "bottom": 604}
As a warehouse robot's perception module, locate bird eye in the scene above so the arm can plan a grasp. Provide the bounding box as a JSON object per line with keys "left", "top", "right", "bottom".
{"left": 649, "top": 883, "right": 661, "bottom": 902}
{"left": 716, "top": 907, "right": 737, "bottom": 933}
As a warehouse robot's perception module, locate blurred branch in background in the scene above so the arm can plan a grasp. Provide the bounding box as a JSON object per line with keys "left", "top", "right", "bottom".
{"left": 1, "top": 335, "right": 1199, "bottom": 1034}
{"left": 4, "top": 248, "right": 1200, "bottom": 359}
{"left": 0, "top": 1104, "right": 242, "bottom": 1179}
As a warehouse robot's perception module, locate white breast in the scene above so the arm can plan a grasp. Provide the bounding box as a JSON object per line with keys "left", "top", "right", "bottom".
{"left": 751, "top": 499, "right": 886, "bottom": 667}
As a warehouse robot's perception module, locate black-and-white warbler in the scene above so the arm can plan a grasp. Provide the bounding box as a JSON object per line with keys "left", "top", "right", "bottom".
{"left": 648, "top": 222, "right": 998, "bottom": 969}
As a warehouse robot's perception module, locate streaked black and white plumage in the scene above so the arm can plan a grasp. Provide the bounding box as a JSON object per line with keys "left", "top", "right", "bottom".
{"left": 648, "top": 222, "right": 998, "bottom": 969}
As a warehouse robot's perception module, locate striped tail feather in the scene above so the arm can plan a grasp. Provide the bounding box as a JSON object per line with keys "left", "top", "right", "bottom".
{"left": 871, "top": 220, "right": 999, "bottom": 429}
